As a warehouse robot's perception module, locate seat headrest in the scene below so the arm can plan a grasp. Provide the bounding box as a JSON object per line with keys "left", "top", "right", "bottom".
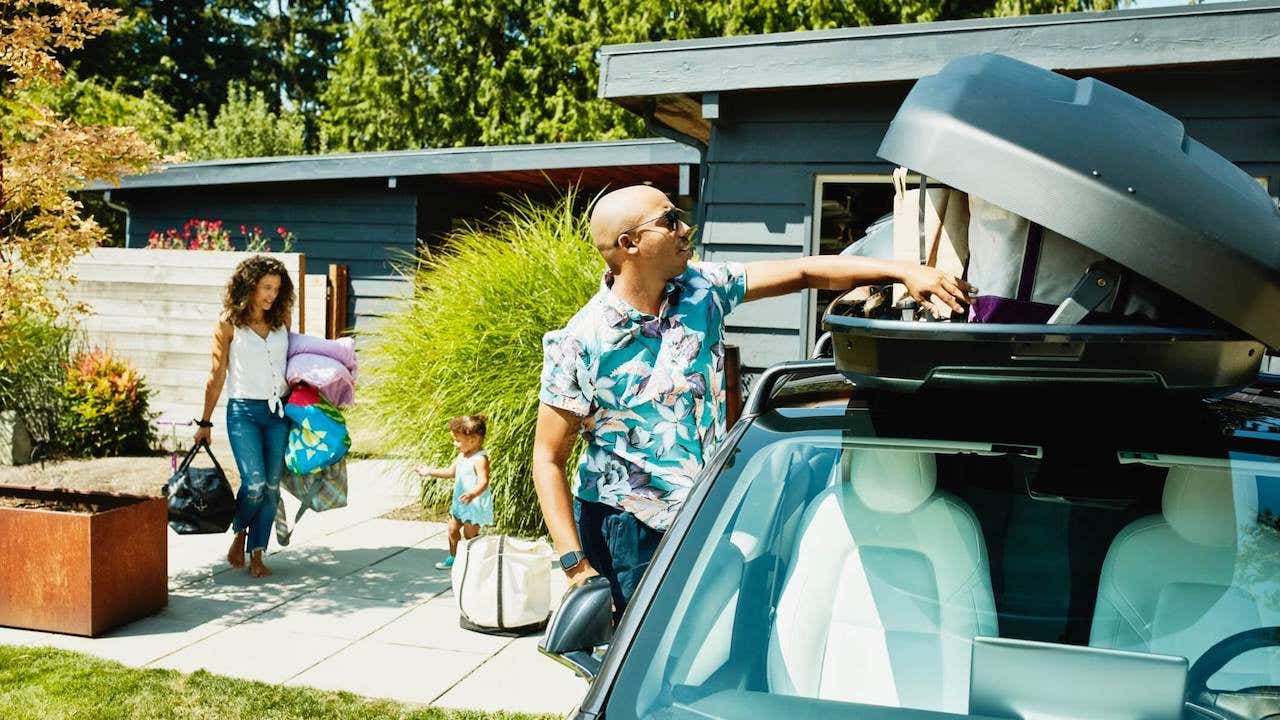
{"left": 1162, "top": 465, "right": 1259, "bottom": 547}
{"left": 846, "top": 449, "right": 937, "bottom": 514}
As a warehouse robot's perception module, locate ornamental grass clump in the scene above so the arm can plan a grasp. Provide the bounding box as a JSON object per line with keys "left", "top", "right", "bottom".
{"left": 358, "top": 193, "right": 600, "bottom": 535}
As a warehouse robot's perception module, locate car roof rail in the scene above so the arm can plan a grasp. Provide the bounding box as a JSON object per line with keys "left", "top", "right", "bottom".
{"left": 742, "top": 359, "right": 841, "bottom": 418}
{"left": 810, "top": 331, "right": 834, "bottom": 359}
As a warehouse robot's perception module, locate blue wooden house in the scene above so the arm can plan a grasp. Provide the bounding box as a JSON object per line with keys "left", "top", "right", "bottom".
{"left": 98, "top": 139, "right": 699, "bottom": 332}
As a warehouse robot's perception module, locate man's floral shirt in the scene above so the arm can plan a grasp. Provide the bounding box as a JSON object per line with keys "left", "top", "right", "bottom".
{"left": 539, "top": 262, "right": 748, "bottom": 531}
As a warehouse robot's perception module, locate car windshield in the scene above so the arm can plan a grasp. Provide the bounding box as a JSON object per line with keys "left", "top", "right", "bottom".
{"left": 607, "top": 392, "right": 1280, "bottom": 720}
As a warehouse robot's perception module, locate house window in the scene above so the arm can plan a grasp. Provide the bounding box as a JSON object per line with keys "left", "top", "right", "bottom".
{"left": 807, "top": 174, "right": 899, "bottom": 351}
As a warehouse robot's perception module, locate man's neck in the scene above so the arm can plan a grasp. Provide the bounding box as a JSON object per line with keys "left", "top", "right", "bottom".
{"left": 610, "top": 269, "right": 669, "bottom": 316}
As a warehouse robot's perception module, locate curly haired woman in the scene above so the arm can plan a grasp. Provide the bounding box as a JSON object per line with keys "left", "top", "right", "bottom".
{"left": 194, "top": 255, "right": 295, "bottom": 578}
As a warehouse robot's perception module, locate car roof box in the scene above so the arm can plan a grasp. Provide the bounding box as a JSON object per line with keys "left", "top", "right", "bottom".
{"left": 826, "top": 54, "right": 1277, "bottom": 395}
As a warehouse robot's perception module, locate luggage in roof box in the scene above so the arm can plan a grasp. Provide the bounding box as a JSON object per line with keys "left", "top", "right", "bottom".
{"left": 825, "top": 53, "right": 1279, "bottom": 395}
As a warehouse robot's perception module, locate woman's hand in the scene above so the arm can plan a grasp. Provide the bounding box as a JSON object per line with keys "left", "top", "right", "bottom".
{"left": 898, "top": 263, "right": 972, "bottom": 315}
{"left": 193, "top": 426, "right": 212, "bottom": 447}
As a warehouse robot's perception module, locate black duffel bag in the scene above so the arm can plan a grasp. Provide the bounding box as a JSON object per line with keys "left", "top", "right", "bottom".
{"left": 166, "top": 442, "right": 236, "bottom": 534}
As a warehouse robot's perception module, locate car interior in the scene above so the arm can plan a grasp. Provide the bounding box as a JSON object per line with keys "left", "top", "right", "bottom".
{"left": 653, "top": 432, "right": 1280, "bottom": 719}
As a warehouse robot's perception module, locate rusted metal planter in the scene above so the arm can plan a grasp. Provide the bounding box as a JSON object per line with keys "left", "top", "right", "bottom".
{"left": 0, "top": 485, "right": 168, "bottom": 637}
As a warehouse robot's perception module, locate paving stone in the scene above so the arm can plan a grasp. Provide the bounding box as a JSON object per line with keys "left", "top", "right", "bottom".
{"left": 149, "top": 625, "right": 350, "bottom": 684}
{"left": 241, "top": 588, "right": 416, "bottom": 640}
{"left": 368, "top": 598, "right": 511, "bottom": 654}
{"left": 287, "top": 639, "right": 489, "bottom": 704}
{"left": 433, "top": 635, "right": 588, "bottom": 715}
{"left": 325, "top": 563, "right": 451, "bottom": 605}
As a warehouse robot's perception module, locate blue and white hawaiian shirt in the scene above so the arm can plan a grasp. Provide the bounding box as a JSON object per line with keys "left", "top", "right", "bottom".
{"left": 539, "top": 261, "right": 748, "bottom": 531}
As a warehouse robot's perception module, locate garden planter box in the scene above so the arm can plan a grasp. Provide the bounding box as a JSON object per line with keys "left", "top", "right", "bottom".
{"left": 0, "top": 485, "right": 167, "bottom": 637}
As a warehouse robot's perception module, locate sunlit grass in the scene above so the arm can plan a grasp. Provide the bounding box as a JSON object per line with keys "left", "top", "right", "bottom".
{"left": 0, "top": 645, "right": 560, "bottom": 720}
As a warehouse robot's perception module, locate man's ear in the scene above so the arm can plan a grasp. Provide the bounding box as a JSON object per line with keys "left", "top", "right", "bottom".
{"left": 617, "top": 233, "right": 637, "bottom": 254}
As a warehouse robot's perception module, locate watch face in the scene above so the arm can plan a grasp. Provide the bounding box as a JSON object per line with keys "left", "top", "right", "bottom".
{"left": 559, "top": 551, "right": 581, "bottom": 570}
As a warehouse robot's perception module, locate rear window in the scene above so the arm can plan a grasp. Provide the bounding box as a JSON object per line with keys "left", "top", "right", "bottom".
{"left": 607, "top": 404, "right": 1280, "bottom": 719}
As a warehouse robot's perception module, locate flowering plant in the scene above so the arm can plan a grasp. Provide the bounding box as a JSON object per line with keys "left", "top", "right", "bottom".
{"left": 146, "top": 219, "right": 296, "bottom": 252}
{"left": 241, "top": 224, "right": 296, "bottom": 252}
{"left": 58, "top": 348, "right": 155, "bottom": 457}
{"left": 147, "top": 219, "right": 233, "bottom": 250}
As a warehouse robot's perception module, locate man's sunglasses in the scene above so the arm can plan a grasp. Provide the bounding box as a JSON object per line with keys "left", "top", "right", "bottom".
{"left": 619, "top": 207, "right": 686, "bottom": 237}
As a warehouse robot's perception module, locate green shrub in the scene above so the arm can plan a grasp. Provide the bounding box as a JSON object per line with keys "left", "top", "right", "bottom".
{"left": 357, "top": 193, "right": 600, "bottom": 535}
{"left": 0, "top": 312, "right": 77, "bottom": 458}
{"left": 58, "top": 348, "right": 156, "bottom": 457}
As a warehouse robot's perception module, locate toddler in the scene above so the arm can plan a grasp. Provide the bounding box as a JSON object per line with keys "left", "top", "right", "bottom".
{"left": 415, "top": 415, "right": 493, "bottom": 570}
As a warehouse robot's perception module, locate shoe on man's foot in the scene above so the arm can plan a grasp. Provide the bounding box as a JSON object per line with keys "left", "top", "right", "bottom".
{"left": 434, "top": 556, "right": 455, "bottom": 570}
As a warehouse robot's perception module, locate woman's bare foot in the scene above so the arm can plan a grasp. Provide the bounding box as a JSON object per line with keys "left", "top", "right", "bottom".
{"left": 227, "top": 532, "right": 246, "bottom": 568}
{"left": 249, "top": 550, "right": 272, "bottom": 578}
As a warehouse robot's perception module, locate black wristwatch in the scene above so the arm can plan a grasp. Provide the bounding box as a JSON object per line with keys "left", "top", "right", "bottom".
{"left": 559, "top": 550, "right": 587, "bottom": 572}
{"left": 194, "top": 419, "right": 214, "bottom": 428}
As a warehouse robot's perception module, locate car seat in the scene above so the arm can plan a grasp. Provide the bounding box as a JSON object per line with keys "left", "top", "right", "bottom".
{"left": 1089, "top": 465, "right": 1280, "bottom": 689}
{"left": 767, "top": 448, "right": 998, "bottom": 713}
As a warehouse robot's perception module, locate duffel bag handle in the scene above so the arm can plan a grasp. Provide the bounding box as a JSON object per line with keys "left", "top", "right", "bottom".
{"left": 174, "top": 438, "right": 224, "bottom": 471}
{"left": 167, "top": 441, "right": 227, "bottom": 487}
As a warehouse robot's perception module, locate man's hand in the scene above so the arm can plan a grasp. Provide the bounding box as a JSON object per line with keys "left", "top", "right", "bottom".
{"left": 898, "top": 263, "right": 972, "bottom": 315}
{"left": 566, "top": 559, "right": 600, "bottom": 587}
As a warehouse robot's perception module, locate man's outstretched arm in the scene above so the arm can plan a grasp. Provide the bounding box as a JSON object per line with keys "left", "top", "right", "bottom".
{"left": 743, "top": 256, "right": 971, "bottom": 314}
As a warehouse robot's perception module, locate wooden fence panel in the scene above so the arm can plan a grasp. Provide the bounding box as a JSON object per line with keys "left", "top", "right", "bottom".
{"left": 303, "top": 274, "right": 328, "bottom": 339}
{"left": 67, "top": 248, "right": 305, "bottom": 441}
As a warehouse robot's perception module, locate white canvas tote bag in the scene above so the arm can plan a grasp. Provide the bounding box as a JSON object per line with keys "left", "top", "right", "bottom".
{"left": 452, "top": 535, "right": 554, "bottom": 636}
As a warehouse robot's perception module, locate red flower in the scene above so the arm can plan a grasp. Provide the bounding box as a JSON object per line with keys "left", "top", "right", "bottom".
{"left": 240, "top": 225, "right": 247, "bottom": 234}
{"left": 276, "top": 226, "right": 286, "bottom": 236}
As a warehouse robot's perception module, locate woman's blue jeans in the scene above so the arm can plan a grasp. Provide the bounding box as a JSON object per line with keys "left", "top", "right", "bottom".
{"left": 226, "top": 399, "right": 288, "bottom": 554}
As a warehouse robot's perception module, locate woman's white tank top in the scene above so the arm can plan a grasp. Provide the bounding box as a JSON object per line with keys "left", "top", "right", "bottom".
{"left": 226, "top": 324, "right": 289, "bottom": 409}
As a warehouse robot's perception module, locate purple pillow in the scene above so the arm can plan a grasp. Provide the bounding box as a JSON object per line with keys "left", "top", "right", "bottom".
{"left": 288, "top": 332, "right": 357, "bottom": 372}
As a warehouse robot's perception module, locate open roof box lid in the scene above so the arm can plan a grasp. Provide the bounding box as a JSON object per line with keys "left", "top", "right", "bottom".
{"left": 825, "top": 54, "right": 1280, "bottom": 395}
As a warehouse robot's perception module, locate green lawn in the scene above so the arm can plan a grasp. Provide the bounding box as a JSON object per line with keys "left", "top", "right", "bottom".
{"left": 0, "top": 645, "right": 562, "bottom": 720}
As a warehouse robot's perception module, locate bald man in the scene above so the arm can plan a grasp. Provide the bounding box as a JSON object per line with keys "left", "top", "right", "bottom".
{"left": 533, "top": 185, "right": 969, "bottom": 617}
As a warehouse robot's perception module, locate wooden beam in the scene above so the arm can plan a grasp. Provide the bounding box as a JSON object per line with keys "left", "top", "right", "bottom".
{"left": 702, "top": 92, "right": 722, "bottom": 122}
{"left": 327, "top": 264, "right": 349, "bottom": 339}
{"left": 654, "top": 94, "right": 711, "bottom": 144}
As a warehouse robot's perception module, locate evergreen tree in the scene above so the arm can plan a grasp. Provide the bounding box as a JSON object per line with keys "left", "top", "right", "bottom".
{"left": 319, "top": 0, "right": 1108, "bottom": 152}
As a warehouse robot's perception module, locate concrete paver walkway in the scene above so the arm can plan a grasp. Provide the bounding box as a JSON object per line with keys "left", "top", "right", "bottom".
{"left": 0, "top": 460, "right": 585, "bottom": 716}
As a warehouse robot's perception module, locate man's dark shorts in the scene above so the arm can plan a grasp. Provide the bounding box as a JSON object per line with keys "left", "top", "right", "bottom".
{"left": 573, "top": 498, "right": 663, "bottom": 621}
